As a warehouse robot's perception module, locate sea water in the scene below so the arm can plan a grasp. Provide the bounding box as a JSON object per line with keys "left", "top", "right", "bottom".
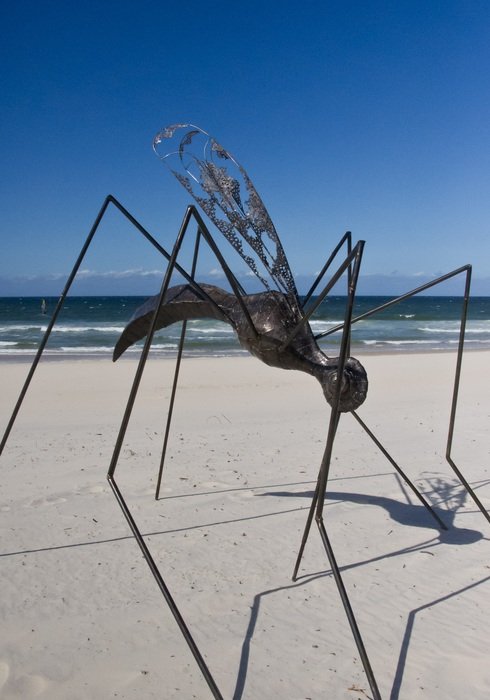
{"left": 0, "top": 295, "right": 489, "bottom": 359}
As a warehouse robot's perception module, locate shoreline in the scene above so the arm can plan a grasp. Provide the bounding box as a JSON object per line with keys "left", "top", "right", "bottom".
{"left": 0, "top": 342, "right": 488, "bottom": 364}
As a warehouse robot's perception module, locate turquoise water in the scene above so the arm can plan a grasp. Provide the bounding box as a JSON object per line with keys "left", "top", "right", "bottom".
{"left": 0, "top": 295, "right": 489, "bottom": 358}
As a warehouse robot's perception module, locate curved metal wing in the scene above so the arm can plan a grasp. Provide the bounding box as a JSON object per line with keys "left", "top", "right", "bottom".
{"left": 153, "top": 123, "right": 300, "bottom": 307}
{"left": 113, "top": 284, "right": 236, "bottom": 361}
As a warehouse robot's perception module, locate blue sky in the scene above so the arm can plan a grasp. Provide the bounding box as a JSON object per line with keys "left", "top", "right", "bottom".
{"left": 1, "top": 1, "right": 489, "bottom": 296}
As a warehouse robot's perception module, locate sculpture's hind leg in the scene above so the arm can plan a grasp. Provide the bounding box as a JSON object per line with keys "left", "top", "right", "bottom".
{"left": 349, "top": 411, "right": 448, "bottom": 529}
{"left": 306, "top": 259, "right": 482, "bottom": 530}
{"left": 320, "top": 264, "right": 489, "bottom": 526}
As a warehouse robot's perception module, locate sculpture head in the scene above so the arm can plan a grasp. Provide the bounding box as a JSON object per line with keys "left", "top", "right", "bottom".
{"left": 319, "top": 357, "right": 368, "bottom": 413}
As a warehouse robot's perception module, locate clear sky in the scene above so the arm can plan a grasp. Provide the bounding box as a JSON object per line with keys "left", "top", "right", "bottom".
{"left": 1, "top": 1, "right": 489, "bottom": 296}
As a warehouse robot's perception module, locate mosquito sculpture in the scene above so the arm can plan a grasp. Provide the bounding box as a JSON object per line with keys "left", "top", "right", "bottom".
{"left": 1, "top": 123, "right": 487, "bottom": 700}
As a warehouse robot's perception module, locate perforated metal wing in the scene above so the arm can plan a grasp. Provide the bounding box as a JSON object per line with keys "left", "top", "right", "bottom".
{"left": 153, "top": 124, "right": 300, "bottom": 308}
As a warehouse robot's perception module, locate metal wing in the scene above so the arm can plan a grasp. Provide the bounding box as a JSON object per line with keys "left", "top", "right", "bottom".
{"left": 153, "top": 123, "right": 300, "bottom": 307}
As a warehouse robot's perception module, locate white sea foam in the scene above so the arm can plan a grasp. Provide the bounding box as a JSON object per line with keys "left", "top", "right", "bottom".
{"left": 50, "top": 325, "right": 126, "bottom": 333}
{"left": 419, "top": 325, "right": 490, "bottom": 334}
{"left": 448, "top": 338, "right": 490, "bottom": 344}
{"left": 185, "top": 326, "right": 234, "bottom": 334}
{"left": 384, "top": 340, "right": 435, "bottom": 345}
{"left": 0, "top": 325, "right": 45, "bottom": 332}
{"left": 0, "top": 324, "right": 126, "bottom": 334}
{"left": 309, "top": 320, "right": 342, "bottom": 328}
{"left": 59, "top": 346, "right": 115, "bottom": 352}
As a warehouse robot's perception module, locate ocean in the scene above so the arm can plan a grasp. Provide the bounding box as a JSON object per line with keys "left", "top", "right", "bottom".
{"left": 0, "top": 295, "right": 489, "bottom": 359}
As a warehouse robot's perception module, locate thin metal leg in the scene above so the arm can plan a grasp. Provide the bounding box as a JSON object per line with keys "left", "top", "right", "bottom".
{"left": 294, "top": 408, "right": 383, "bottom": 699}
{"left": 154, "top": 318, "right": 188, "bottom": 500}
{"left": 313, "top": 242, "right": 364, "bottom": 519}
{"left": 280, "top": 240, "right": 361, "bottom": 351}
{"left": 308, "top": 406, "right": 382, "bottom": 699}
{"left": 0, "top": 195, "right": 198, "bottom": 457}
{"left": 153, "top": 213, "right": 260, "bottom": 499}
{"left": 445, "top": 267, "right": 490, "bottom": 524}
{"left": 446, "top": 457, "right": 489, "bottom": 523}
{"left": 107, "top": 209, "right": 225, "bottom": 699}
{"left": 315, "top": 263, "right": 489, "bottom": 528}
{"left": 297, "top": 404, "right": 383, "bottom": 699}
{"left": 302, "top": 231, "right": 352, "bottom": 307}
{"left": 351, "top": 411, "right": 447, "bottom": 530}
{"left": 301, "top": 231, "right": 353, "bottom": 355}
{"left": 294, "top": 242, "right": 382, "bottom": 697}
{"left": 292, "top": 411, "right": 341, "bottom": 581}
{"left": 155, "top": 229, "right": 202, "bottom": 500}
{"left": 293, "top": 241, "right": 363, "bottom": 577}
{"left": 316, "top": 517, "right": 382, "bottom": 700}
{"left": 292, "top": 480, "right": 320, "bottom": 582}
{"left": 107, "top": 207, "right": 198, "bottom": 480}
{"left": 0, "top": 197, "right": 112, "bottom": 455}
{"left": 108, "top": 476, "right": 223, "bottom": 699}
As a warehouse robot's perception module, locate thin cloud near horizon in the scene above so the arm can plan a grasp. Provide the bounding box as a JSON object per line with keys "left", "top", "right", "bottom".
{"left": 0, "top": 268, "right": 488, "bottom": 297}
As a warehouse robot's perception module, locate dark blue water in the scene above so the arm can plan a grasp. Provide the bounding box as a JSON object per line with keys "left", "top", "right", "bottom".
{"left": 0, "top": 295, "right": 489, "bottom": 358}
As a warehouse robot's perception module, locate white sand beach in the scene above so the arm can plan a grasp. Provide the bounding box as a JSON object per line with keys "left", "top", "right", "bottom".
{"left": 1, "top": 351, "right": 489, "bottom": 699}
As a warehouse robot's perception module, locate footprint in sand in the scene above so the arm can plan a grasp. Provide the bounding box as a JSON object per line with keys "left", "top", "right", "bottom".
{"left": 8, "top": 674, "right": 49, "bottom": 698}
{"left": 87, "top": 484, "right": 106, "bottom": 494}
{"left": 0, "top": 661, "right": 50, "bottom": 698}
{"left": 25, "top": 494, "right": 67, "bottom": 508}
{"left": 0, "top": 661, "right": 10, "bottom": 691}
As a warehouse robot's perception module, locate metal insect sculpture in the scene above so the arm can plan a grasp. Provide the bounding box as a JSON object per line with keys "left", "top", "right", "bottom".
{"left": 114, "top": 127, "right": 368, "bottom": 413}
{"left": 1, "top": 123, "right": 487, "bottom": 700}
